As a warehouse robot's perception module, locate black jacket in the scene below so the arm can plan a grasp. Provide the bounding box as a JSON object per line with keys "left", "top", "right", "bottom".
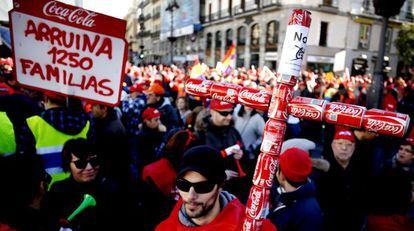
{"left": 89, "top": 110, "right": 130, "bottom": 183}
{"left": 268, "top": 181, "right": 324, "bottom": 231}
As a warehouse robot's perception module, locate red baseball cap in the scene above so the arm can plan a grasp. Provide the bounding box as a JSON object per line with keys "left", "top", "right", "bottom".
{"left": 333, "top": 127, "right": 355, "bottom": 142}
{"left": 141, "top": 107, "right": 161, "bottom": 121}
{"left": 209, "top": 99, "right": 234, "bottom": 111}
{"left": 144, "top": 83, "right": 165, "bottom": 95}
{"left": 279, "top": 148, "right": 312, "bottom": 183}
{"left": 129, "top": 83, "right": 145, "bottom": 93}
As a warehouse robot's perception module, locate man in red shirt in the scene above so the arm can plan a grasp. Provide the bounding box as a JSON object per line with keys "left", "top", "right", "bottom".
{"left": 156, "top": 145, "right": 276, "bottom": 231}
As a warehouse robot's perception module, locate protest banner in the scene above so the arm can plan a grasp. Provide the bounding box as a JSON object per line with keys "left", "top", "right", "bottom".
{"left": 9, "top": 0, "right": 127, "bottom": 106}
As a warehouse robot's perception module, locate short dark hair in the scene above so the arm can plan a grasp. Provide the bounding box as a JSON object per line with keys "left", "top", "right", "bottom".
{"left": 0, "top": 155, "right": 48, "bottom": 213}
{"left": 237, "top": 105, "right": 258, "bottom": 117}
{"left": 277, "top": 168, "right": 307, "bottom": 188}
{"left": 61, "top": 138, "right": 98, "bottom": 172}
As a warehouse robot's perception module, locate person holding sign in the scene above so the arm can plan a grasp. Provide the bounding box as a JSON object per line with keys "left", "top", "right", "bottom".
{"left": 24, "top": 92, "right": 90, "bottom": 184}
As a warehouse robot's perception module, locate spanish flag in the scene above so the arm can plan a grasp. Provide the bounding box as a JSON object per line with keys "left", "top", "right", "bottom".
{"left": 221, "top": 44, "right": 236, "bottom": 76}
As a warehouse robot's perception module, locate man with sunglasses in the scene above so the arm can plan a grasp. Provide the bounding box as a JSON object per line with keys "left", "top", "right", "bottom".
{"left": 156, "top": 145, "right": 276, "bottom": 231}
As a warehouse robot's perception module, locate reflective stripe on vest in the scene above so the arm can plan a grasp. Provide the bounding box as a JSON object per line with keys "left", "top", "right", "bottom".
{"left": 0, "top": 111, "right": 16, "bottom": 156}
{"left": 26, "top": 116, "right": 89, "bottom": 177}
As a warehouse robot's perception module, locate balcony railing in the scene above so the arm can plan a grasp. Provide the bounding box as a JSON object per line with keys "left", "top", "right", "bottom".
{"left": 152, "top": 11, "right": 160, "bottom": 19}
{"left": 262, "top": 0, "right": 280, "bottom": 8}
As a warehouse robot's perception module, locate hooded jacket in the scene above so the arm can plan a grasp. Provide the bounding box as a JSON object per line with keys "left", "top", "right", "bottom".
{"left": 268, "top": 181, "right": 323, "bottom": 231}
{"left": 156, "top": 191, "right": 276, "bottom": 231}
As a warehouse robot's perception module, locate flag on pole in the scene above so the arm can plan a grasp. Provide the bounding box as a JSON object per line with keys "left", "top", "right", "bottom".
{"left": 190, "top": 55, "right": 204, "bottom": 79}
{"left": 221, "top": 44, "right": 236, "bottom": 76}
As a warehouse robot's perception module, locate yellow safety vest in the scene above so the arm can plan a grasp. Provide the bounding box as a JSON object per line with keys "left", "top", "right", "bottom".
{"left": 0, "top": 111, "right": 16, "bottom": 156}
{"left": 26, "top": 115, "right": 90, "bottom": 184}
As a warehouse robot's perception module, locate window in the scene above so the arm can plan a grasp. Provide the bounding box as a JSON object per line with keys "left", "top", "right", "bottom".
{"left": 266, "top": 21, "right": 279, "bottom": 51}
{"left": 237, "top": 26, "right": 246, "bottom": 46}
{"left": 358, "top": 24, "right": 371, "bottom": 49}
{"left": 206, "top": 33, "right": 212, "bottom": 57}
{"left": 225, "top": 29, "right": 233, "bottom": 50}
{"left": 323, "top": 0, "right": 333, "bottom": 6}
{"left": 237, "top": 26, "right": 246, "bottom": 67}
{"left": 251, "top": 23, "right": 260, "bottom": 51}
{"left": 385, "top": 28, "right": 393, "bottom": 52}
{"left": 319, "top": 21, "right": 328, "bottom": 47}
{"left": 215, "top": 31, "right": 222, "bottom": 62}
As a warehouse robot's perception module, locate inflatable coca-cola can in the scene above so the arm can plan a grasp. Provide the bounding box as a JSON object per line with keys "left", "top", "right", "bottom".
{"left": 260, "top": 119, "right": 286, "bottom": 156}
{"left": 252, "top": 153, "right": 278, "bottom": 188}
{"left": 185, "top": 79, "right": 213, "bottom": 97}
{"left": 210, "top": 82, "right": 240, "bottom": 104}
{"left": 323, "top": 102, "right": 366, "bottom": 128}
{"left": 362, "top": 109, "right": 410, "bottom": 138}
{"left": 238, "top": 87, "right": 271, "bottom": 111}
{"left": 243, "top": 217, "right": 264, "bottom": 231}
{"left": 268, "top": 83, "right": 294, "bottom": 120}
{"left": 245, "top": 185, "right": 270, "bottom": 219}
{"left": 287, "top": 97, "right": 326, "bottom": 122}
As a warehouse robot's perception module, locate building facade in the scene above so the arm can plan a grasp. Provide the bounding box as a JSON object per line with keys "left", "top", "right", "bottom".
{"left": 125, "top": 0, "right": 414, "bottom": 76}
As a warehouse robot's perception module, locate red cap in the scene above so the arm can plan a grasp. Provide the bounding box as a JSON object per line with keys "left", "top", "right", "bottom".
{"left": 333, "top": 127, "right": 355, "bottom": 142}
{"left": 209, "top": 99, "right": 234, "bottom": 111}
{"left": 141, "top": 107, "right": 161, "bottom": 121}
{"left": 279, "top": 148, "right": 312, "bottom": 183}
{"left": 406, "top": 128, "right": 414, "bottom": 146}
{"left": 129, "top": 83, "right": 145, "bottom": 93}
{"left": 144, "top": 83, "right": 165, "bottom": 95}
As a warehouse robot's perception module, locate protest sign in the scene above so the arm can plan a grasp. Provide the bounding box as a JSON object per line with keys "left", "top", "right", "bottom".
{"left": 9, "top": 0, "right": 127, "bottom": 106}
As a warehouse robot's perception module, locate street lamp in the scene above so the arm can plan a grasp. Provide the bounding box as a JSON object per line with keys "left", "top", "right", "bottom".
{"left": 367, "top": 0, "right": 406, "bottom": 109}
{"left": 166, "top": 0, "right": 179, "bottom": 65}
{"left": 138, "top": 10, "right": 145, "bottom": 65}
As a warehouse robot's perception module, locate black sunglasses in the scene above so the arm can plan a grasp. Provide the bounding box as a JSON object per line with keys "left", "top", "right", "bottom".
{"left": 72, "top": 156, "right": 99, "bottom": 169}
{"left": 176, "top": 178, "right": 216, "bottom": 194}
{"left": 216, "top": 110, "right": 234, "bottom": 117}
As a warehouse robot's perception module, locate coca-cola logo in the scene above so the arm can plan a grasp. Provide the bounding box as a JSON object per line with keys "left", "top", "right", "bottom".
{"left": 264, "top": 157, "right": 277, "bottom": 186}
{"left": 328, "top": 104, "right": 364, "bottom": 117}
{"left": 290, "top": 106, "right": 320, "bottom": 120}
{"left": 365, "top": 118, "right": 403, "bottom": 134}
{"left": 247, "top": 188, "right": 263, "bottom": 218}
{"left": 43, "top": 1, "right": 97, "bottom": 27}
{"left": 212, "top": 93, "right": 236, "bottom": 104}
{"left": 239, "top": 89, "right": 268, "bottom": 104}
{"left": 186, "top": 82, "right": 208, "bottom": 94}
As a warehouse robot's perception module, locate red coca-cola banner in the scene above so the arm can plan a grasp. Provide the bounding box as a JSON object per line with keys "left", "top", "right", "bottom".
{"left": 9, "top": 0, "right": 127, "bottom": 106}
{"left": 362, "top": 109, "right": 410, "bottom": 138}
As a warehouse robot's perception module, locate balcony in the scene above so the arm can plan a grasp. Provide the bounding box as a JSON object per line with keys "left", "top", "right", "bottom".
{"left": 233, "top": 5, "right": 244, "bottom": 15}
{"left": 144, "top": 13, "right": 152, "bottom": 20}
{"left": 262, "top": 0, "right": 280, "bottom": 8}
{"left": 136, "top": 30, "right": 151, "bottom": 38}
{"left": 143, "top": 0, "right": 150, "bottom": 7}
{"left": 219, "top": 9, "right": 231, "bottom": 18}
{"left": 151, "top": 30, "right": 160, "bottom": 38}
{"left": 152, "top": 11, "right": 160, "bottom": 19}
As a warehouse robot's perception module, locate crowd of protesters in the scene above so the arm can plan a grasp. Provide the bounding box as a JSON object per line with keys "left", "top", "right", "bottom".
{"left": 0, "top": 58, "right": 414, "bottom": 231}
